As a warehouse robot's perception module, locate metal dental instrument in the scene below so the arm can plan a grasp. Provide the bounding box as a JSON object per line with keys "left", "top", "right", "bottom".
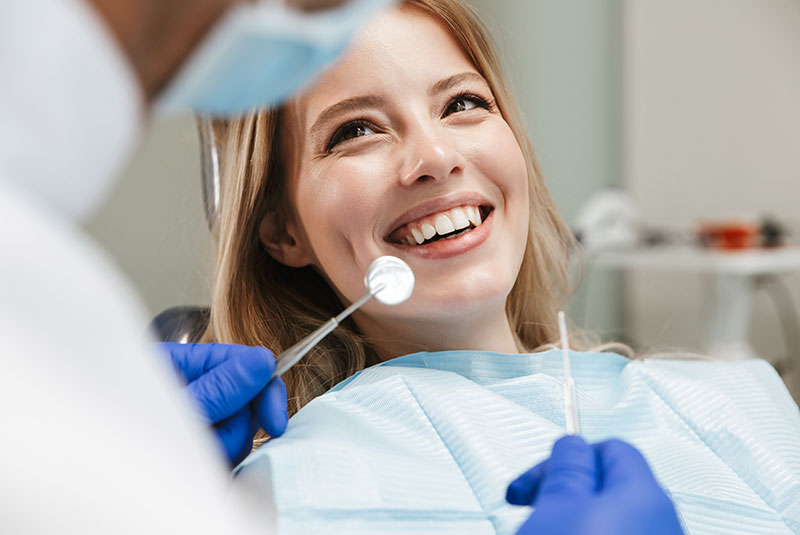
{"left": 273, "top": 256, "right": 415, "bottom": 377}
{"left": 558, "top": 310, "right": 580, "bottom": 435}
{"left": 197, "top": 116, "right": 221, "bottom": 231}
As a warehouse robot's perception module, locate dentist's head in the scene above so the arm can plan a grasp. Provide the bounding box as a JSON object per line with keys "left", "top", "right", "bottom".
{"left": 203, "top": 0, "right": 576, "bottom": 415}
{"left": 89, "top": 0, "right": 351, "bottom": 102}
{"left": 2, "top": 0, "right": 357, "bottom": 222}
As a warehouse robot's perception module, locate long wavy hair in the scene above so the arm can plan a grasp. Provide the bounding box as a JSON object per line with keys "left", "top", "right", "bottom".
{"left": 201, "top": 0, "right": 580, "bottom": 421}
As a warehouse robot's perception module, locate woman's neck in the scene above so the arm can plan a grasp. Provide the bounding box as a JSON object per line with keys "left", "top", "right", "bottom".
{"left": 354, "top": 305, "right": 521, "bottom": 360}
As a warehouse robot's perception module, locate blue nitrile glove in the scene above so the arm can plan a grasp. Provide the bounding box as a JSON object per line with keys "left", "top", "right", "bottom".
{"left": 507, "top": 435, "right": 684, "bottom": 535}
{"left": 159, "top": 342, "right": 288, "bottom": 466}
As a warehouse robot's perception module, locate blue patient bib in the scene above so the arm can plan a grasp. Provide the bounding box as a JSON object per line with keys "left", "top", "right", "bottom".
{"left": 234, "top": 350, "right": 800, "bottom": 534}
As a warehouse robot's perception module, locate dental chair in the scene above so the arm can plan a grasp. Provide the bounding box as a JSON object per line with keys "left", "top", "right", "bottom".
{"left": 151, "top": 306, "right": 210, "bottom": 343}
{"left": 149, "top": 118, "right": 219, "bottom": 343}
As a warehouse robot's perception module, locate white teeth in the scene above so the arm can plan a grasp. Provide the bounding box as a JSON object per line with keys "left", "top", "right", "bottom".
{"left": 434, "top": 214, "right": 456, "bottom": 235}
{"left": 467, "top": 206, "right": 482, "bottom": 226}
{"left": 451, "top": 208, "right": 470, "bottom": 230}
{"left": 421, "top": 222, "right": 436, "bottom": 240}
{"left": 397, "top": 205, "right": 486, "bottom": 246}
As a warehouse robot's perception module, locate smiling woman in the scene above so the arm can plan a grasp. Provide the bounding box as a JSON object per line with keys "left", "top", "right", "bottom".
{"left": 201, "top": 1, "right": 800, "bottom": 533}
{"left": 203, "top": 0, "right": 575, "bottom": 414}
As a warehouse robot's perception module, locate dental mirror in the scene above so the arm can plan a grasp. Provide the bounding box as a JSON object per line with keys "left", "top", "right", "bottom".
{"left": 365, "top": 255, "right": 415, "bottom": 305}
{"left": 273, "top": 256, "right": 414, "bottom": 377}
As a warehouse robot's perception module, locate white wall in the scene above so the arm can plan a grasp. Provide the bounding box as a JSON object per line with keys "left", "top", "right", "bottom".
{"left": 83, "top": 117, "right": 212, "bottom": 319}
{"left": 622, "top": 0, "right": 800, "bottom": 387}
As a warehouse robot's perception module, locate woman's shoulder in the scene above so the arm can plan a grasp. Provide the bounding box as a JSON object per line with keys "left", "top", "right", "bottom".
{"left": 631, "top": 355, "right": 800, "bottom": 425}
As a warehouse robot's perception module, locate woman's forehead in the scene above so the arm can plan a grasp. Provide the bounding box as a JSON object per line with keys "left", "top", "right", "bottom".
{"left": 292, "top": 5, "right": 480, "bottom": 130}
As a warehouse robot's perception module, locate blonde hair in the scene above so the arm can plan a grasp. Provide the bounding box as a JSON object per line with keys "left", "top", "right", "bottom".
{"left": 202, "top": 0, "right": 581, "bottom": 419}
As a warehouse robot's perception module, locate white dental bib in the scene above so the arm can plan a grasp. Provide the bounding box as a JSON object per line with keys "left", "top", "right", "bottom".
{"left": 234, "top": 350, "right": 800, "bottom": 535}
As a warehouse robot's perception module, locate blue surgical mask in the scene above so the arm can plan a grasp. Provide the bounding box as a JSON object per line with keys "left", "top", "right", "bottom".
{"left": 156, "top": 0, "right": 395, "bottom": 116}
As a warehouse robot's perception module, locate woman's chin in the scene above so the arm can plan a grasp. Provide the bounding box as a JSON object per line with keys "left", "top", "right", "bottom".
{"left": 403, "top": 288, "right": 511, "bottom": 323}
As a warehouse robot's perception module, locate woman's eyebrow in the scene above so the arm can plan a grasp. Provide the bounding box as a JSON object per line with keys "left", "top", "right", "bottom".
{"left": 309, "top": 95, "right": 386, "bottom": 135}
{"left": 429, "top": 72, "right": 487, "bottom": 95}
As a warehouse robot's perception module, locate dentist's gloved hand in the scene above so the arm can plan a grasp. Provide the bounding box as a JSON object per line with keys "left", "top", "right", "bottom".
{"left": 507, "top": 435, "right": 684, "bottom": 535}
{"left": 159, "top": 342, "right": 288, "bottom": 466}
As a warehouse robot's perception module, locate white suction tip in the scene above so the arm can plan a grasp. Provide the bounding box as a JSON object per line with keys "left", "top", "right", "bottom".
{"left": 364, "top": 256, "right": 414, "bottom": 305}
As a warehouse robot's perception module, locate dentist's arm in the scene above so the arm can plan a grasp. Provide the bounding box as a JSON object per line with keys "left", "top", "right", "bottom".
{"left": 507, "top": 435, "right": 684, "bottom": 535}
{"left": 159, "top": 342, "right": 288, "bottom": 465}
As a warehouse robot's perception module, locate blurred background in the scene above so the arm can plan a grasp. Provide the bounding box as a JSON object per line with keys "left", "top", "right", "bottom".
{"left": 83, "top": 0, "right": 800, "bottom": 400}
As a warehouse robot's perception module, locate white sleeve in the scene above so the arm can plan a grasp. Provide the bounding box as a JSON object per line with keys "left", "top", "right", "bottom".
{"left": 0, "top": 188, "right": 274, "bottom": 534}
{"left": 0, "top": 0, "right": 273, "bottom": 532}
{"left": 0, "top": 0, "right": 141, "bottom": 222}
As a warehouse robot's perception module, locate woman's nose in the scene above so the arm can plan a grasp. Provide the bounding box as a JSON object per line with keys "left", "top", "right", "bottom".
{"left": 398, "top": 124, "right": 466, "bottom": 187}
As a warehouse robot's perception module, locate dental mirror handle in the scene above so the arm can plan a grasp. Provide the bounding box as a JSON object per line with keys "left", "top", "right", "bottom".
{"left": 272, "top": 286, "right": 382, "bottom": 377}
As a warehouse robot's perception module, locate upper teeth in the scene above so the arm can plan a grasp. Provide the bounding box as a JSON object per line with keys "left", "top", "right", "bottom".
{"left": 396, "top": 205, "right": 484, "bottom": 246}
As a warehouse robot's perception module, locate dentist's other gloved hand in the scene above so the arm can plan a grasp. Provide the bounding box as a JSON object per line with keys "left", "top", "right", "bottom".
{"left": 159, "top": 343, "right": 288, "bottom": 466}
{"left": 507, "top": 435, "right": 684, "bottom": 535}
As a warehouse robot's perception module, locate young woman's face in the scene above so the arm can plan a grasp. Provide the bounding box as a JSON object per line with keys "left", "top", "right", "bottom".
{"left": 274, "top": 6, "right": 529, "bottom": 346}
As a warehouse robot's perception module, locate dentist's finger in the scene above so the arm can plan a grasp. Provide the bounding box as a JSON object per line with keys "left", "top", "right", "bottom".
{"left": 254, "top": 376, "right": 289, "bottom": 437}
{"left": 535, "top": 435, "right": 597, "bottom": 501}
{"left": 214, "top": 405, "right": 254, "bottom": 465}
{"left": 188, "top": 345, "right": 275, "bottom": 423}
{"left": 506, "top": 460, "right": 547, "bottom": 506}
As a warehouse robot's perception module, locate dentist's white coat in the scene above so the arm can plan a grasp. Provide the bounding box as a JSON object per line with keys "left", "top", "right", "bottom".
{"left": 0, "top": 0, "right": 270, "bottom": 532}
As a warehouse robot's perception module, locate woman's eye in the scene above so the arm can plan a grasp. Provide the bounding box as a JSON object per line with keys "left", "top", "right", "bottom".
{"left": 443, "top": 94, "right": 490, "bottom": 117}
{"left": 326, "top": 120, "right": 376, "bottom": 151}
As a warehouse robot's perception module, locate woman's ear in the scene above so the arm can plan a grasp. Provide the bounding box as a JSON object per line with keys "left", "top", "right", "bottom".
{"left": 259, "top": 211, "right": 314, "bottom": 268}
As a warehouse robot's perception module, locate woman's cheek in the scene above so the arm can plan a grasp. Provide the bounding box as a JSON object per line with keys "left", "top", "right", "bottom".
{"left": 468, "top": 127, "right": 526, "bottom": 193}
{"left": 328, "top": 152, "right": 395, "bottom": 203}
{"left": 303, "top": 161, "right": 391, "bottom": 249}
{"left": 487, "top": 123, "right": 527, "bottom": 192}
